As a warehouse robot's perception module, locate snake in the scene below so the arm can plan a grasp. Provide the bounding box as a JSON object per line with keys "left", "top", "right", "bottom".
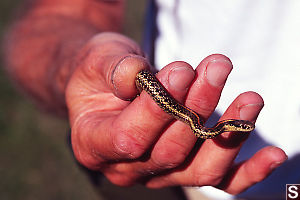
{"left": 135, "top": 70, "right": 255, "bottom": 139}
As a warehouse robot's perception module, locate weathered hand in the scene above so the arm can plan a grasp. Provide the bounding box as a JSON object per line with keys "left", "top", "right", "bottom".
{"left": 66, "top": 32, "right": 287, "bottom": 194}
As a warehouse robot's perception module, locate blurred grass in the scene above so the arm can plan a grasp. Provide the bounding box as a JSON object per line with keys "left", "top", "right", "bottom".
{"left": 0, "top": 0, "right": 147, "bottom": 199}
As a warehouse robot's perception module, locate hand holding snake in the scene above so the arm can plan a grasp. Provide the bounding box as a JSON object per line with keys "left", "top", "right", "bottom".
{"left": 67, "top": 33, "right": 286, "bottom": 193}
{"left": 136, "top": 69, "right": 255, "bottom": 139}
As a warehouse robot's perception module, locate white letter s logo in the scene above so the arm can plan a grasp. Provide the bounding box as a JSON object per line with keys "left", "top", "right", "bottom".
{"left": 288, "top": 185, "right": 299, "bottom": 199}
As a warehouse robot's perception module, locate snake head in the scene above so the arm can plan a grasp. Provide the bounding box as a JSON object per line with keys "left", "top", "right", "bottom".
{"left": 222, "top": 119, "right": 255, "bottom": 132}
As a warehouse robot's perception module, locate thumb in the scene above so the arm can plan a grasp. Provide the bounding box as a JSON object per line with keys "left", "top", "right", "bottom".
{"left": 111, "top": 55, "right": 150, "bottom": 100}
{"left": 81, "top": 32, "right": 150, "bottom": 99}
{"left": 66, "top": 33, "right": 149, "bottom": 122}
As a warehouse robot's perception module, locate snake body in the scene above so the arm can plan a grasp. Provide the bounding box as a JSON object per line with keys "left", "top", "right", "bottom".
{"left": 135, "top": 70, "right": 255, "bottom": 139}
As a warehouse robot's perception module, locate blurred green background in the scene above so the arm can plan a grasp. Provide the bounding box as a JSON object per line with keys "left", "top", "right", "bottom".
{"left": 0, "top": 0, "right": 147, "bottom": 199}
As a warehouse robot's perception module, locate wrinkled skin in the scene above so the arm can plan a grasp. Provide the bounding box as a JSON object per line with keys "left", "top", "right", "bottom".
{"left": 4, "top": 0, "right": 287, "bottom": 195}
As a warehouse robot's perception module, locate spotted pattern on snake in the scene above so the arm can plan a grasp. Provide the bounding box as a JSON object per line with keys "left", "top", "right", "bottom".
{"left": 135, "top": 70, "right": 255, "bottom": 139}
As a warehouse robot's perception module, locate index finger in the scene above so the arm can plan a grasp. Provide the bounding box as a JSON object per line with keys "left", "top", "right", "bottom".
{"left": 89, "top": 61, "right": 196, "bottom": 161}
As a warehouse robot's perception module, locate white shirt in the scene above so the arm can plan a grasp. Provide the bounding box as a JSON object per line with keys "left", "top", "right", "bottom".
{"left": 154, "top": 0, "right": 300, "bottom": 199}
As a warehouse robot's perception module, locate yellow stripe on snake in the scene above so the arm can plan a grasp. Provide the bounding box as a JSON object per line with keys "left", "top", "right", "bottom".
{"left": 135, "top": 70, "right": 255, "bottom": 139}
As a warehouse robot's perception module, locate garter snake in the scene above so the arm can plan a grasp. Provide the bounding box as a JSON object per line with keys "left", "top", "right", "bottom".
{"left": 135, "top": 70, "right": 255, "bottom": 139}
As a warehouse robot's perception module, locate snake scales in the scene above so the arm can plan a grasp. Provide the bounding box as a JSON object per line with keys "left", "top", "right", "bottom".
{"left": 135, "top": 70, "right": 254, "bottom": 139}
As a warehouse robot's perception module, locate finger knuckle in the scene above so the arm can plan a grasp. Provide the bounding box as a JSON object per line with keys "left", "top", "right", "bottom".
{"left": 244, "top": 163, "right": 267, "bottom": 184}
{"left": 186, "top": 97, "right": 216, "bottom": 118}
{"left": 73, "top": 148, "right": 100, "bottom": 170}
{"left": 105, "top": 173, "right": 136, "bottom": 187}
{"left": 152, "top": 139, "right": 189, "bottom": 168}
{"left": 192, "top": 168, "right": 224, "bottom": 186}
{"left": 112, "top": 125, "right": 150, "bottom": 159}
{"left": 72, "top": 137, "right": 101, "bottom": 170}
{"left": 138, "top": 93, "right": 171, "bottom": 122}
{"left": 71, "top": 120, "right": 103, "bottom": 170}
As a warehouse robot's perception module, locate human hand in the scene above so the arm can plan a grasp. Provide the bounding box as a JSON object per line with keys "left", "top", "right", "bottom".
{"left": 66, "top": 33, "right": 287, "bottom": 194}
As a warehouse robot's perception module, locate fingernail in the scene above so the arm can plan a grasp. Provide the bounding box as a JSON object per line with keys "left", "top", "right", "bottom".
{"left": 270, "top": 161, "right": 284, "bottom": 170}
{"left": 169, "top": 67, "right": 195, "bottom": 92}
{"left": 270, "top": 157, "right": 288, "bottom": 170}
{"left": 205, "top": 59, "right": 232, "bottom": 87}
{"left": 239, "top": 104, "right": 264, "bottom": 121}
{"left": 269, "top": 147, "right": 288, "bottom": 170}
